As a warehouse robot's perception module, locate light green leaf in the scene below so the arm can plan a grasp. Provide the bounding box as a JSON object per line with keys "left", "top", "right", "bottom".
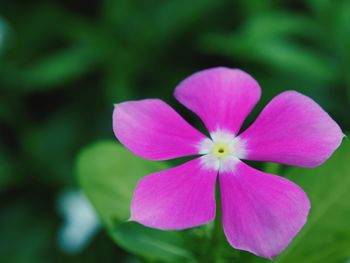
{"left": 275, "top": 139, "right": 350, "bottom": 263}
{"left": 77, "top": 141, "right": 193, "bottom": 262}
{"left": 77, "top": 140, "right": 166, "bottom": 224}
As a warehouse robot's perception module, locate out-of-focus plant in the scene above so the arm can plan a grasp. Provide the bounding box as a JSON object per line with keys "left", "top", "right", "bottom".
{"left": 1, "top": 0, "right": 350, "bottom": 262}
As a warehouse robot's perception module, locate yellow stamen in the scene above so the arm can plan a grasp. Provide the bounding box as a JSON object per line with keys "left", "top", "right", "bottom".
{"left": 212, "top": 143, "right": 229, "bottom": 158}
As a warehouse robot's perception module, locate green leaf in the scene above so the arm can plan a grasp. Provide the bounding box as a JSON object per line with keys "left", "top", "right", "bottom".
{"left": 112, "top": 222, "right": 193, "bottom": 262}
{"left": 236, "top": 13, "right": 317, "bottom": 39}
{"left": 20, "top": 45, "right": 97, "bottom": 91}
{"left": 253, "top": 41, "right": 335, "bottom": 82}
{"left": 275, "top": 138, "right": 350, "bottom": 263}
{"left": 77, "top": 141, "right": 193, "bottom": 262}
{"left": 200, "top": 12, "right": 336, "bottom": 83}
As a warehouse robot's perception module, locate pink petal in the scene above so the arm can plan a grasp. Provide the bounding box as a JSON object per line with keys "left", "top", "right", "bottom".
{"left": 130, "top": 158, "right": 217, "bottom": 230}
{"left": 239, "top": 91, "right": 344, "bottom": 167}
{"left": 174, "top": 67, "right": 261, "bottom": 134}
{"left": 113, "top": 99, "right": 206, "bottom": 160}
{"left": 220, "top": 161, "right": 310, "bottom": 259}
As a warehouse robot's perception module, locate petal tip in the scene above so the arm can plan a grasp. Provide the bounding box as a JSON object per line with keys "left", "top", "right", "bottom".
{"left": 174, "top": 67, "right": 261, "bottom": 134}
{"left": 240, "top": 90, "right": 345, "bottom": 167}
{"left": 220, "top": 162, "right": 311, "bottom": 259}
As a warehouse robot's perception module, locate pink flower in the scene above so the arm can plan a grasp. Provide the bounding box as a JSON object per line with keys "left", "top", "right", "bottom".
{"left": 112, "top": 67, "right": 343, "bottom": 259}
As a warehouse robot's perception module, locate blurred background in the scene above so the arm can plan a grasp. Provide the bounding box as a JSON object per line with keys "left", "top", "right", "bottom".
{"left": 1, "top": 0, "right": 350, "bottom": 262}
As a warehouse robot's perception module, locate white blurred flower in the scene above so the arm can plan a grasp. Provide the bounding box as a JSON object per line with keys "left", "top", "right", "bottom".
{"left": 57, "top": 189, "right": 100, "bottom": 254}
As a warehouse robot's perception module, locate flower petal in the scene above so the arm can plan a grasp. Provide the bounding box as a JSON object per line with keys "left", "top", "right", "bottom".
{"left": 174, "top": 67, "right": 261, "bottom": 134}
{"left": 219, "top": 161, "right": 310, "bottom": 259}
{"left": 130, "top": 158, "right": 217, "bottom": 230}
{"left": 238, "top": 91, "right": 344, "bottom": 167}
{"left": 113, "top": 99, "right": 206, "bottom": 160}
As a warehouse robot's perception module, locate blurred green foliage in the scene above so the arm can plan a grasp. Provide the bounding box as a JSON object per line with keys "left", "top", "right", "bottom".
{"left": 1, "top": 0, "right": 350, "bottom": 262}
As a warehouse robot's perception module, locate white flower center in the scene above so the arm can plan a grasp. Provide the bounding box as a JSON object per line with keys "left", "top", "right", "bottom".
{"left": 198, "top": 130, "right": 246, "bottom": 172}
